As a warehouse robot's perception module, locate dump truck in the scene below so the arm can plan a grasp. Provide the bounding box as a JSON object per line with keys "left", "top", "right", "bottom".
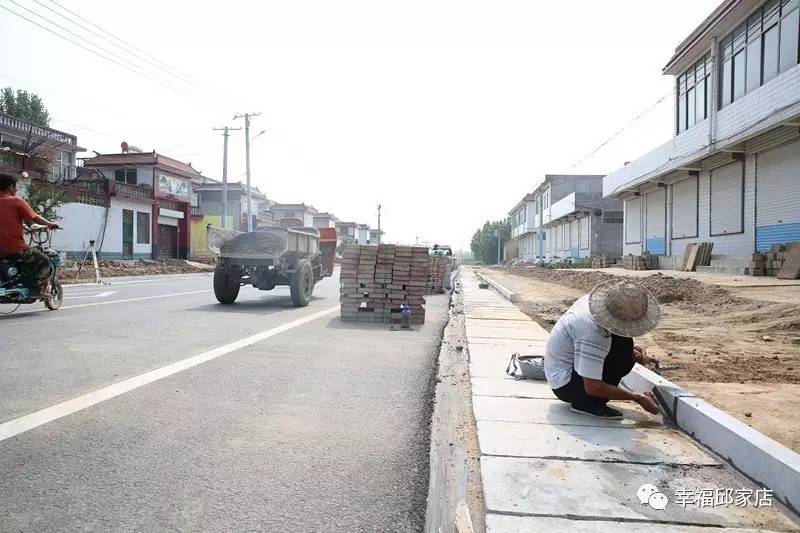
{"left": 207, "top": 225, "right": 337, "bottom": 307}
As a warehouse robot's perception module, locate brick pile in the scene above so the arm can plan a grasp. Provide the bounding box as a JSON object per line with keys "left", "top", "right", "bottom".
{"left": 748, "top": 252, "right": 788, "bottom": 276}
{"left": 428, "top": 255, "right": 451, "bottom": 294}
{"left": 623, "top": 252, "right": 659, "bottom": 271}
{"left": 339, "top": 244, "right": 428, "bottom": 324}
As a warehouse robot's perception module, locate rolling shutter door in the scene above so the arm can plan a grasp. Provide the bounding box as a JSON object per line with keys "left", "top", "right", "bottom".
{"left": 580, "top": 216, "right": 590, "bottom": 249}
{"left": 645, "top": 188, "right": 666, "bottom": 255}
{"left": 710, "top": 162, "right": 744, "bottom": 236}
{"left": 670, "top": 176, "right": 698, "bottom": 239}
{"left": 625, "top": 198, "right": 641, "bottom": 244}
{"left": 570, "top": 220, "right": 579, "bottom": 256}
{"left": 756, "top": 140, "right": 800, "bottom": 251}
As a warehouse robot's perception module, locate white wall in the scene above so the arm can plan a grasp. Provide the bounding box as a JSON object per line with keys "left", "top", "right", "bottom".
{"left": 105, "top": 199, "right": 153, "bottom": 256}
{"left": 51, "top": 202, "right": 107, "bottom": 254}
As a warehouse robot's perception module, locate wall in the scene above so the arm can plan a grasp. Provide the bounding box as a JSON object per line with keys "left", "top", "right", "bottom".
{"left": 199, "top": 190, "right": 242, "bottom": 222}
{"left": 51, "top": 202, "right": 108, "bottom": 258}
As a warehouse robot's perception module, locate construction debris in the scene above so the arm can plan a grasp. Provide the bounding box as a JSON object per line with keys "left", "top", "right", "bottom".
{"left": 339, "top": 244, "right": 428, "bottom": 324}
{"left": 591, "top": 254, "right": 617, "bottom": 268}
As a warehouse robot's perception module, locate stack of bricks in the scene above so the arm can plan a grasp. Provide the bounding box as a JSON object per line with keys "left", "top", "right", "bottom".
{"left": 428, "top": 255, "right": 451, "bottom": 294}
{"left": 339, "top": 244, "right": 428, "bottom": 324}
{"left": 747, "top": 252, "right": 787, "bottom": 276}
{"left": 623, "top": 252, "right": 658, "bottom": 271}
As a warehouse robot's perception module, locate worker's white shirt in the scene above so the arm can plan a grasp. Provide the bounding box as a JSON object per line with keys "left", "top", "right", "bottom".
{"left": 544, "top": 295, "right": 612, "bottom": 389}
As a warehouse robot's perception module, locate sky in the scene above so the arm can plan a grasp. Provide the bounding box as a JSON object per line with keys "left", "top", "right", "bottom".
{"left": 0, "top": 0, "right": 721, "bottom": 249}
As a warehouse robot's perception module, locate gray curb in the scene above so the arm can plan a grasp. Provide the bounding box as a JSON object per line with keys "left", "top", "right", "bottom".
{"left": 474, "top": 270, "right": 517, "bottom": 303}
{"left": 623, "top": 365, "right": 800, "bottom": 514}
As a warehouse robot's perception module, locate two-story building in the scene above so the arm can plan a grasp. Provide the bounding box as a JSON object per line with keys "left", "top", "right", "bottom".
{"left": 605, "top": 0, "right": 800, "bottom": 271}
{"left": 509, "top": 174, "right": 623, "bottom": 262}
{"left": 0, "top": 111, "right": 82, "bottom": 181}
{"left": 270, "top": 203, "right": 318, "bottom": 227}
{"left": 356, "top": 223, "right": 371, "bottom": 244}
{"left": 82, "top": 150, "right": 199, "bottom": 260}
{"left": 312, "top": 212, "right": 338, "bottom": 229}
{"left": 335, "top": 221, "right": 357, "bottom": 242}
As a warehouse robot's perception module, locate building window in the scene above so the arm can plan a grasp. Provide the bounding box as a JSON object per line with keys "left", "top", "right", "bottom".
{"left": 136, "top": 212, "right": 150, "bottom": 244}
{"left": 115, "top": 168, "right": 137, "bottom": 185}
{"left": 52, "top": 150, "right": 74, "bottom": 180}
{"left": 677, "top": 54, "right": 711, "bottom": 133}
{"left": 602, "top": 211, "right": 623, "bottom": 224}
{"left": 720, "top": 0, "right": 799, "bottom": 108}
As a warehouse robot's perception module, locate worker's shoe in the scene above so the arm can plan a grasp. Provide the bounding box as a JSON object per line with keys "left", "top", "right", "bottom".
{"left": 570, "top": 404, "right": 623, "bottom": 420}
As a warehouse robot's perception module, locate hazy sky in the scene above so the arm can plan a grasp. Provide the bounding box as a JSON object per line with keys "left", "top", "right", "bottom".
{"left": 1, "top": 0, "right": 720, "bottom": 249}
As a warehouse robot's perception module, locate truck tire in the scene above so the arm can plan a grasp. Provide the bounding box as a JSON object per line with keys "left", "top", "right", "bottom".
{"left": 214, "top": 265, "right": 240, "bottom": 304}
{"left": 290, "top": 260, "right": 314, "bottom": 307}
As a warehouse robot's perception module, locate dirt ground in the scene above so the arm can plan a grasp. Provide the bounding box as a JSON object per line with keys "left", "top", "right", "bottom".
{"left": 59, "top": 259, "right": 214, "bottom": 283}
{"left": 476, "top": 265, "right": 800, "bottom": 452}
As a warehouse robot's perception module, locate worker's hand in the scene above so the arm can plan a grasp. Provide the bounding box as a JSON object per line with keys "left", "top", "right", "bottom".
{"left": 47, "top": 222, "right": 60, "bottom": 230}
{"left": 635, "top": 392, "right": 660, "bottom": 415}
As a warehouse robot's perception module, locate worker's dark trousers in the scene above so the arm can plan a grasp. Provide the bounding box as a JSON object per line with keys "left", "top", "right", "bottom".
{"left": 552, "top": 335, "right": 636, "bottom": 410}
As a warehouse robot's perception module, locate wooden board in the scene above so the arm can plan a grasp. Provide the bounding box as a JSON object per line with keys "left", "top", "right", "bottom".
{"left": 685, "top": 244, "right": 701, "bottom": 271}
{"left": 777, "top": 245, "right": 800, "bottom": 279}
{"left": 681, "top": 243, "right": 697, "bottom": 271}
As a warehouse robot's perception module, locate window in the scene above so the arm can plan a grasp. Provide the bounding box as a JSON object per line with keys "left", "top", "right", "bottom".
{"left": 136, "top": 212, "right": 150, "bottom": 244}
{"left": 284, "top": 211, "right": 296, "bottom": 218}
{"left": 720, "top": 0, "right": 799, "bottom": 107}
{"left": 51, "top": 150, "right": 73, "bottom": 180}
{"left": 114, "top": 168, "right": 137, "bottom": 184}
{"left": 602, "top": 211, "right": 623, "bottom": 224}
{"left": 677, "top": 54, "right": 710, "bottom": 133}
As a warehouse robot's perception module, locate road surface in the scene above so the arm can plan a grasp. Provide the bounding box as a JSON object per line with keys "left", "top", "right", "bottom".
{"left": 0, "top": 272, "right": 448, "bottom": 532}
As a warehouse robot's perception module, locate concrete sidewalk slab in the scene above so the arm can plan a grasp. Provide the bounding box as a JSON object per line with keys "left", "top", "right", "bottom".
{"left": 486, "top": 515, "right": 776, "bottom": 532}
{"left": 465, "top": 318, "right": 536, "bottom": 329}
{"left": 472, "top": 396, "right": 653, "bottom": 427}
{"left": 477, "top": 420, "right": 718, "bottom": 465}
{"left": 463, "top": 309, "right": 531, "bottom": 321}
{"left": 481, "top": 456, "right": 797, "bottom": 530}
{"left": 471, "top": 377, "right": 556, "bottom": 399}
{"left": 465, "top": 325, "right": 549, "bottom": 341}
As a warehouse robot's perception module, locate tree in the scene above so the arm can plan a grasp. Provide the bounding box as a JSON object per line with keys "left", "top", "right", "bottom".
{"left": 470, "top": 219, "right": 511, "bottom": 264}
{"left": 24, "top": 182, "right": 68, "bottom": 222}
{"left": 0, "top": 87, "right": 50, "bottom": 127}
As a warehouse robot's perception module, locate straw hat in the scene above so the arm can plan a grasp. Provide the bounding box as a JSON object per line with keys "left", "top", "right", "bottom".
{"left": 588, "top": 279, "right": 661, "bottom": 337}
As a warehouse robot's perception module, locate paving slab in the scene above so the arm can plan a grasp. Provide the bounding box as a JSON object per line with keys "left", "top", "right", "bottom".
{"left": 477, "top": 420, "right": 718, "bottom": 465}
{"left": 463, "top": 308, "right": 531, "bottom": 321}
{"left": 464, "top": 318, "right": 536, "bottom": 329}
{"left": 472, "top": 396, "right": 656, "bottom": 427}
{"left": 482, "top": 456, "right": 799, "bottom": 530}
{"left": 486, "top": 515, "right": 779, "bottom": 533}
{"left": 471, "top": 377, "right": 556, "bottom": 399}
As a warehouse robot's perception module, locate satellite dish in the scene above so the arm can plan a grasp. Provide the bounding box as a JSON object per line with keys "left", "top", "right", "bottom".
{"left": 121, "top": 141, "right": 129, "bottom": 153}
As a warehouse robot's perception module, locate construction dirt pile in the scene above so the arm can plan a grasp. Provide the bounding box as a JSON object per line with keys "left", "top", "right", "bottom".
{"left": 60, "top": 259, "right": 213, "bottom": 282}
{"left": 501, "top": 265, "right": 744, "bottom": 310}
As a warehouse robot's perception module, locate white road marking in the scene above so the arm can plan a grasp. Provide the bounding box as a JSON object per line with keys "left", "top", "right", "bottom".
{"left": 86, "top": 291, "right": 117, "bottom": 298}
{"left": 62, "top": 274, "right": 210, "bottom": 288}
{"left": 0, "top": 305, "right": 339, "bottom": 441}
{"left": 4, "top": 289, "right": 212, "bottom": 316}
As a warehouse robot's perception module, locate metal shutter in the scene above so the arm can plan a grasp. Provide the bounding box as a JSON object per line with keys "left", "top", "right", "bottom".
{"left": 645, "top": 188, "right": 666, "bottom": 255}
{"left": 756, "top": 140, "right": 800, "bottom": 251}
{"left": 579, "top": 216, "right": 590, "bottom": 249}
{"left": 570, "top": 220, "right": 579, "bottom": 256}
{"left": 671, "top": 176, "right": 698, "bottom": 239}
{"left": 561, "top": 223, "right": 568, "bottom": 251}
{"left": 710, "top": 162, "right": 744, "bottom": 236}
{"left": 625, "top": 198, "right": 641, "bottom": 244}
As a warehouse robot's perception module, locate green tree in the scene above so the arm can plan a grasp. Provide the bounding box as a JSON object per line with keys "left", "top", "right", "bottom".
{"left": 0, "top": 87, "right": 50, "bottom": 127}
{"left": 24, "top": 182, "right": 68, "bottom": 221}
{"left": 470, "top": 219, "right": 511, "bottom": 264}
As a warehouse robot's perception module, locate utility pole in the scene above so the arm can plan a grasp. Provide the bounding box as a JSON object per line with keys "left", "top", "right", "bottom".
{"left": 234, "top": 112, "right": 261, "bottom": 232}
{"left": 496, "top": 229, "right": 502, "bottom": 264}
{"left": 377, "top": 204, "right": 382, "bottom": 245}
{"left": 212, "top": 125, "right": 241, "bottom": 229}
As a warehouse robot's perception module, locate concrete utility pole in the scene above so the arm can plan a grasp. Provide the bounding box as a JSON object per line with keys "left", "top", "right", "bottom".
{"left": 377, "top": 204, "right": 382, "bottom": 245}
{"left": 212, "top": 125, "right": 241, "bottom": 229}
{"left": 234, "top": 112, "right": 261, "bottom": 232}
{"left": 496, "top": 229, "right": 502, "bottom": 264}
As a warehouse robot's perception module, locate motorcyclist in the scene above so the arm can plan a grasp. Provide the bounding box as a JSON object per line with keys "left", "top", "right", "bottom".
{"left": 0, "top": 173, "right": 59, "bottom": 295}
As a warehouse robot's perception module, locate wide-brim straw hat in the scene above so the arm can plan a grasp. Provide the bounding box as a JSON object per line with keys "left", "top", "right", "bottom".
{"left": 588, "top": 279, "right": 661, "bottom": 337}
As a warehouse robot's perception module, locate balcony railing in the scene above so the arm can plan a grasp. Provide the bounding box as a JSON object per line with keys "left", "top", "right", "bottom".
{"left": 109, "top": 180, "right": 152, "bottom": 201}
{"left": 0, "top": 112, "right": 77, "bottom": 147}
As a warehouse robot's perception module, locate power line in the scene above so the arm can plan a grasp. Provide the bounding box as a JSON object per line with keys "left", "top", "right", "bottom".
{"left": 1, "top": 1, "right": 202, "bottom": 102}
{"left": 38, "top": 0, "right": 209, "bottom": 94}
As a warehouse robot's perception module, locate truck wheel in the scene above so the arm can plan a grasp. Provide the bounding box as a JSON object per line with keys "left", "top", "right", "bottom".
{"left": 290, "top": 260, "right": 314, "bottom": 307}
{"left": 214, "top": 266, "right": 240, "bottom": 304}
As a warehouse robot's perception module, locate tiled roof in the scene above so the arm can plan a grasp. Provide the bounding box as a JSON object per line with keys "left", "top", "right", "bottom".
{"left": 83, "top": 152, "right": 204, "bottom": 178}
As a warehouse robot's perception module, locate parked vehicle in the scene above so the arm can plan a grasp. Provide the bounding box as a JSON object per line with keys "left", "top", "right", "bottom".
{"left": 0, "top": 225, "right": 63, "bottom": 310}
{"left": 208, "top": 225, "right": 337, "bottom": 307}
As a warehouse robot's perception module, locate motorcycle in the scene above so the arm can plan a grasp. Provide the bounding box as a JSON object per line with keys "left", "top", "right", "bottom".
{"left": 0, "top": 224, "right": 64, "bottom": 310}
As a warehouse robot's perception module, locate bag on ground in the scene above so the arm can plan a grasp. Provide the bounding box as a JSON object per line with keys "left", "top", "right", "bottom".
{"left": 505, "top": 353, "right": 546, "bottom": 380}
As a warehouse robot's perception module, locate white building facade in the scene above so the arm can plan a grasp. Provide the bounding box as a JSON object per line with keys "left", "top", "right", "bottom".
{"left": 606, "top": 0, "right": 800, "bottom": 268}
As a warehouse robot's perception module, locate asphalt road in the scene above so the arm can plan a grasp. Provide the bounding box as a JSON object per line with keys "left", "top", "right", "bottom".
{"left": 0, "top": 272, "right": 448, "bottom": 532}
